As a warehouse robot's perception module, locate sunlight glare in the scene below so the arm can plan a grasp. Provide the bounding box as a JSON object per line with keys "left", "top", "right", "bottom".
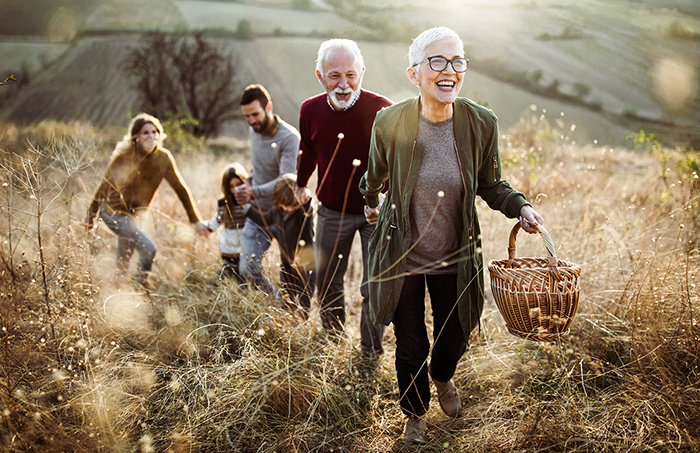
{"left": 651, "top": 57, "right": 698, "bottom": 115}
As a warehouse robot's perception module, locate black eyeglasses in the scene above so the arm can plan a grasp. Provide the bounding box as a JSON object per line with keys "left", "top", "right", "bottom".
{"left": 415, "top": 56, "right": 469, "bottom": 73}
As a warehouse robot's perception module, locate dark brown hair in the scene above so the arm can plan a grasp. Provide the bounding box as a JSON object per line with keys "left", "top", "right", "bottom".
{"left": 240, "top": 84, "right": 271, "bottom": 108}
{"left": 221, "top": 163, "right": 249, "bottom": 226}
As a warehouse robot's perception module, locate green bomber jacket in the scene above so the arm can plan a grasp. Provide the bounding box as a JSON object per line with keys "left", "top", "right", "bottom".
{"left": 359, "top": 96, "right": 529, "bottom": 340}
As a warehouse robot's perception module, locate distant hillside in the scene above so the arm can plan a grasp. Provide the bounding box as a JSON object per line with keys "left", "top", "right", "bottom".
{"left": 1, "top": 35, "right": 143, "bottom": 129}
{"left": 0, "top": 0, "right": 698, "bottom": 147}
{"left": 0, "top": 34, "right": 301, "bottom": 136}
{"left": 637, "top": 0, "right": 700, "bottom": 17}
{"left": 0, "top": 0, "right": 186, "bottom": 38}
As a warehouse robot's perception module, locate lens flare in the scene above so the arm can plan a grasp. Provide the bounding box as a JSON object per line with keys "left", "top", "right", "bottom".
{"left": 651, "top": 57, "right": 698, "bottom": 115}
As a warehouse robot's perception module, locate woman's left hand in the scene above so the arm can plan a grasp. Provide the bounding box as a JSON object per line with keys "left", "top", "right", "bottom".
{"left": 194, "top": 221, "right": 211, "bottom": 238}
{"left": 519, "top": 205, "right": 544, "bottom": 234}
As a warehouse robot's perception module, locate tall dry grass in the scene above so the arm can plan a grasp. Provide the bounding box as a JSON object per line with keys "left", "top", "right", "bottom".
{"left": 0, "top": 113, "right": 698, "bottom": 452}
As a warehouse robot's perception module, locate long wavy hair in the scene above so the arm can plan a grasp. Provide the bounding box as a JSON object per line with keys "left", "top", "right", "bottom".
{"left": 112, "top": 113, "right": 166, "bottom": 157}
{"left": 221, "top": 163, "right": 249, "bottom": 226}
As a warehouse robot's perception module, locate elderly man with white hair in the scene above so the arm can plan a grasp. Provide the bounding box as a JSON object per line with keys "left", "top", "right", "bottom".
{"left": 296, "top": 39, "right": 392, "bottom": 356}
{"left": 360, "top": 27, "right": 544, "bottom": 444}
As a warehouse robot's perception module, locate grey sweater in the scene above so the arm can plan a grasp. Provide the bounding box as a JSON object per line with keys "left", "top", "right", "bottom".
{"left": 406, "top": 115, "right": 463, "bottom": 274}
{"left": 249, "top": 115, "right": 300, "bottom": 211}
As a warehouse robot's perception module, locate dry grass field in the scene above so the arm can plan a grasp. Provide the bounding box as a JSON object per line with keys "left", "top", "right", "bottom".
{"left": 0, "top": 2, "right": 699, "bottom": 449}
{"left": 0, "top": 109, "right": 698, "bottom": 451}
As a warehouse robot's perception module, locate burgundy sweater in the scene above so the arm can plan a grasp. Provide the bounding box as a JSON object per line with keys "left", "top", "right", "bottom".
{"left": 297, "top": 89, "right": 392, "bottom": 215}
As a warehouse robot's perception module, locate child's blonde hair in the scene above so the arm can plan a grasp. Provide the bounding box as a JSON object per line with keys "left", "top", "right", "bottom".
{"left": 273, "top": 174, "right": 299, "bottom": 209}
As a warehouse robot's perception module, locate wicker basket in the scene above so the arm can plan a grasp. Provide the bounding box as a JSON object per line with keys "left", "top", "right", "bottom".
{"left": 487, "top": 222, "right": 581, "bottom": 342}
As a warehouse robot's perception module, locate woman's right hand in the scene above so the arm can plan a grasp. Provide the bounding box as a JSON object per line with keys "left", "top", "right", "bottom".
{"left": 364, "top": 205, "right": 379, "bottom": 225}
{"left": 364, "top": 193, "right": 385, "bottom": 225}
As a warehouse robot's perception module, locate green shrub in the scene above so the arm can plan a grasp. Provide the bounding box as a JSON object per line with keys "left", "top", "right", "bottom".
{"left": 236, "top": 19, "right": 253, "bottom": 40}
{"left": 666, "top": 19, "right": 700, "bottom": 40}
{"left": 536, "top": 26, "right": 585, "bottom": 41}
{"left": 292, "top": 0, "right": 313, "bottom": 10}
{"left": 622, "top": 106, "right": 639, "bottom": 118}
{"left": 573, "top": 82, "right": 591, "bottom": 99}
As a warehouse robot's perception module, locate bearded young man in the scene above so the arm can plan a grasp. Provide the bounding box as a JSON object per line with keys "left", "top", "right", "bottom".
{"left": 236, "top": 84, "right": 300, "bottom": 295}
{"left": 296, "top": 39, "right": 392, "bottom": 356}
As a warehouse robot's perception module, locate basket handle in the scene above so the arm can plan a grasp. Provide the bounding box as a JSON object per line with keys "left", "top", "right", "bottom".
{"left": 507, "top": 221, "right": 563, "bottom": 281}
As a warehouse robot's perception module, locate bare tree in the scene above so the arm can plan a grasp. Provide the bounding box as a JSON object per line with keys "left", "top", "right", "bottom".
{"left": 123, "top": 32, "right": 239, "bottom": 138}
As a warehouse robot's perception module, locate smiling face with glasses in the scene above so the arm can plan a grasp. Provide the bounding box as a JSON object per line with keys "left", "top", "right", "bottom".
{"left": 407, "top": 37, "right": 467, "bottom": 121}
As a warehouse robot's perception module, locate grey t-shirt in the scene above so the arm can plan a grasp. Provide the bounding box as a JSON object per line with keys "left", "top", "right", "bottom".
{"left": 249, "top": 116, "right": 300, "bottom": 212}
{"left": 406, "top": 115, "right": 464, "bottom": 274}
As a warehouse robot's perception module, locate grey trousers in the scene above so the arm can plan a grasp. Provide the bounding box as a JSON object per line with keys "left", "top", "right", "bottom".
{"left": 315, "top": 205, "right": 385, "bottom": 353}
{"left": 239, "top": 218, "right": 276, "bottom": 295}
{"left": 100, "top": 207, "right": 156, "bottom": 286}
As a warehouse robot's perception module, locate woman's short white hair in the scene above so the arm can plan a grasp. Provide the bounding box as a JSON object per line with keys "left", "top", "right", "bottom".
{"left": 408, "top": 27, "right": 464, "bottom": 75}
{"left": 316, "top": 39, "right": 365, "bottom": 76}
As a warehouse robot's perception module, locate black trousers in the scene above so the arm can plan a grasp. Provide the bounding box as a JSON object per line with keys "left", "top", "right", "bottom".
{"left": 393, "top": 273, "right": 468, "bottom": 417}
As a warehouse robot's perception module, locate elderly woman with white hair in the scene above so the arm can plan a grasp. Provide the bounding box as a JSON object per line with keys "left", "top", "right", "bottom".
{"left": 359, "top": 27, "right": 543, "bottom": 444}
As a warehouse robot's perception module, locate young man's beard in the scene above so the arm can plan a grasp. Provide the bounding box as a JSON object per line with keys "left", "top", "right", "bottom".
{"left": 253, "top": 113, "right": 272, "bottom": 133}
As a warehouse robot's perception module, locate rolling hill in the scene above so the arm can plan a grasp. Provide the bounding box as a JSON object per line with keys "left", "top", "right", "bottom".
{"left": 0, "top": 0, "right": 698, "bottom": 147}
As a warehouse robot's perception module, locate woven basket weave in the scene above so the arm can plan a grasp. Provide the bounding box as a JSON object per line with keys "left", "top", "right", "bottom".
{"left": 487, "top": 222, "right": 581, "bottom": 342}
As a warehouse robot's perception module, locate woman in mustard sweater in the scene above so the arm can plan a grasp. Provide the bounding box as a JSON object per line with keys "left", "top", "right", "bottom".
{"left": 86, "top": 113, "right": 209, "bottom": 287}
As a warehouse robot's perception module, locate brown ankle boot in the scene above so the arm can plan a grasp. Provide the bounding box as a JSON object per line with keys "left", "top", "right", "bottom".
{"left": 433, "top": 378, "right": 462, "bottom": 417}
{"left": 402, "top": 415, "right": 427, "bottom": 445}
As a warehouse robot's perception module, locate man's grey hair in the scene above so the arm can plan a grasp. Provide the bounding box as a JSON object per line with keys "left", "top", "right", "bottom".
{"left": 408, "top": 27, "right": 464, "bottom": 76}
{"left": 316, "top": 39, "right": 365, "bottom": 76}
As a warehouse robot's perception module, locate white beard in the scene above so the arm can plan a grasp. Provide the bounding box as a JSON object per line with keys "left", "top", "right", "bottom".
{"left": 324, "top": 80, "right": 362, "bottom": 110}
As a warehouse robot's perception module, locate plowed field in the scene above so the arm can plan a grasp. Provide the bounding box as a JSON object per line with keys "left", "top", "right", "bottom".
{"left": 0, "top": 0, "right": 698, "bottom": 146}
